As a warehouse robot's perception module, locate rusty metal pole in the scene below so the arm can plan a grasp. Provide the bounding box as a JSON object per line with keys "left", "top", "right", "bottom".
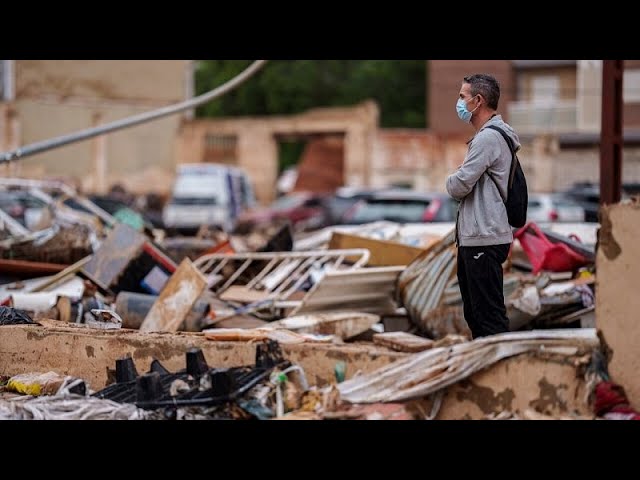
{"left": 600, "top": 60, "right": 624, "bottom": 205}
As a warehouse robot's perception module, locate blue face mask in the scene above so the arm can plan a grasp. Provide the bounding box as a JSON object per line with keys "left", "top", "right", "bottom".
{"left": 456, "top": 97, "right": 478, "bottom": 123}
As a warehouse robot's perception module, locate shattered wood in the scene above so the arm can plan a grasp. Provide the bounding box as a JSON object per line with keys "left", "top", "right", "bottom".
{"left": 139, "top": 258, "right": 208, "bottom": 333}
{"left": 373, "top": 332, "right": 434, "bottom": 353}
{"left": 83, "top": 224, "right": 147, "bottom": 291}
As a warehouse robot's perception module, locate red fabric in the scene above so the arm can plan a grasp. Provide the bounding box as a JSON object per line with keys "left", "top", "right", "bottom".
{"left": 594, "top": 381, "right": 640, "bottom": 420}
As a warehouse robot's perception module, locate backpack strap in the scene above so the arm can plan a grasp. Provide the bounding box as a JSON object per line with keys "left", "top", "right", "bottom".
{"left": 484, "top": 125, "right": 519, "bottom": 202}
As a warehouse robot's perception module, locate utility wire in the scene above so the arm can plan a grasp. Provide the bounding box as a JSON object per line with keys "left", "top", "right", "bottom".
{"left": 0, "top": 60, "right": 268, "bottom": 164}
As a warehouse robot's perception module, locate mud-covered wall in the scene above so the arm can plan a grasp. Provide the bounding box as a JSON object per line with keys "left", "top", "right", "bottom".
{"left": 596, "top": 201, "right": 640, "bottom": 409}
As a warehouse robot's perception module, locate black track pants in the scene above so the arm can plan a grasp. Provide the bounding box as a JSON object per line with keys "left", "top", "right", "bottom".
{"left": 457, "top": 243, "right": 511, "bottom": 339}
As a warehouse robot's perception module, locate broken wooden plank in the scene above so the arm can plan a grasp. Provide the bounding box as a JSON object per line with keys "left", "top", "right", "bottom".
{"left": 219, "top": 285, "right": 271, "bottom": 304}
{"left": 31, "top": 256, "right": 92, "bottom": 293}
{"left": 328, "top": 232, "right": 425, "bottom": 267}
{"left": 0, "top": 258, "right": 68, "bottom": 277}
{"left": 203, "top": 327, "right": 333, "bottom": 344}
{"left": 211, "top": 316, "right": 269, "bottom": 330}
{"left": 373, "top": 332, "right": 435, "bottom": 352}
{"left": 139, "top": 259, "right": 208, "bottom": 333}
{"left": 82, "top": 224, "right": 147, "bottom": 291}
{"left": 270, "top": 312, "right": 380, "bottom": 340}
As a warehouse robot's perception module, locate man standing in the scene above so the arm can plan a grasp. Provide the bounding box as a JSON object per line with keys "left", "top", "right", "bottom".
{"left": 446, "top": 74, "right": 519, "bottom": 339}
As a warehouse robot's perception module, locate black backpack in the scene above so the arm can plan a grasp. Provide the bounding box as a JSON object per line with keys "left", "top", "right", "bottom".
{"left": 485, "top": 125, "right": 528, "bottom": 228}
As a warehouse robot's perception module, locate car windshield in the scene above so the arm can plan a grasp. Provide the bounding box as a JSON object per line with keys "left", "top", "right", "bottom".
{"left": 351, "top": 199, "right": 429, "bottom": 224}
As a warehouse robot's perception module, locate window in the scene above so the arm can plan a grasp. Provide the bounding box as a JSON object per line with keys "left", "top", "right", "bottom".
{"left": 624, "top": 69, "right": 640, "bottom": 103}
{"left": 531, "top": 75, "right": 560, "bottom": 104}
{"left": 203, "top": 134, "right": 238, "bottom": 164}
{"left": 0, "top": 60, "right": 14, "bottom": 101}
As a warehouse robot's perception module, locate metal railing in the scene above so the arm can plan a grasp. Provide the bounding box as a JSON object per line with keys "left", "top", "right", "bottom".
{"left": 507, "top": 100, "right": 578, "bottom": 134}
{"left": 194, "top": 249, "right": 370, "bottom": 305}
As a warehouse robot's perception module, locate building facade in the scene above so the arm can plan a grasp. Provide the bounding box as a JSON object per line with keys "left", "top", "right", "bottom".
{"left": 0, "top": 60, "right": 192, "bottom": 194}
{"left": 428, "top": 60, "right": 640, "bottom": 191}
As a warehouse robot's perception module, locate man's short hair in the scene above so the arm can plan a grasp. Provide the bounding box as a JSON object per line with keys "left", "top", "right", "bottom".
{"left": 463, "top": 74, "right": 500, "bottom": 110}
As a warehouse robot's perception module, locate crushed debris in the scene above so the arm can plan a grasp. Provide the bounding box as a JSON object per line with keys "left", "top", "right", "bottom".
{"left": 0, "top": 394, "right": 148, "bottom": 420}
{"left": 0, "top": 306, "right": 35, "bottom": 325}
{"left": 337, "top": 329, "right": 600, "bottom": 404}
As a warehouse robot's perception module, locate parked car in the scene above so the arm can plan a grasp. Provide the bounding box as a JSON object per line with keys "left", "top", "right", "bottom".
{"left": 0, "top": 190, "right": 49, "bottom": 230}
{"left": 236, "top": 191, "right": 334, "bottom": 232}
{"left": 162, "top": 164, "right": 256, "bottom": 234}
{"left": 63, "top": 195, "right": 153, "bottom": 232}
{"left": 562, "top": 183, "right": 602, "bottom": 222}
{"left": 326, "top": 187, "right": 381, "bottom": 225}
{"left": 341, "top": 190, "right": 458, "bottom": 224}
{"left": 527, "top": 193, "right": 586, "bottom": 223}
{"left": 562, "top": 182, "right": 636, "bottom": 222}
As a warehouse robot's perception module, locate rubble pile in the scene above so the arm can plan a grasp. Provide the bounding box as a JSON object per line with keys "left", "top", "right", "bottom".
{"left": 0, "top": 180, "right": 629, "bottom": 420}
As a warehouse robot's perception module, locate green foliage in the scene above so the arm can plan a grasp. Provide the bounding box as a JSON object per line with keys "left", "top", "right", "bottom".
{"left": 278, "top": 140, "right": 307, "bottom": 174}
{"left": 195, "top": 60, "right": 426, "bottom": 128}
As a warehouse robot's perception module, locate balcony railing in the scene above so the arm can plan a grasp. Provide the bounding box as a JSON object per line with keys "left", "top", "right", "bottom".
{"left": 507, "top": 100, "right": 578, "bottom": 134}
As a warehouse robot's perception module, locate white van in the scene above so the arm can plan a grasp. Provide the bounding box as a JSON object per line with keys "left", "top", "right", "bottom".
{"left": 162, "top": 164, "right": 256, "bottom": 233}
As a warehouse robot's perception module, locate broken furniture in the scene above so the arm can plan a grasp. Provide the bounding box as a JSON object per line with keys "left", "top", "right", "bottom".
{"left": 139, "top": 258, "right": 208, "bottom": 333}
{"left": 193, "top": 249, "right": 373, "bottom": 316}
{"left": 514, "top": 222, "right": 592, "bottom": 274}
{"left": 83, "top": 223, "right": 176, "bottom": 296}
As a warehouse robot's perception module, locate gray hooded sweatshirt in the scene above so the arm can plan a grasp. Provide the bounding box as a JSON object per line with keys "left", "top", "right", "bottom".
{"left": 446, "top": 115, "right": 520, "bottom": 247}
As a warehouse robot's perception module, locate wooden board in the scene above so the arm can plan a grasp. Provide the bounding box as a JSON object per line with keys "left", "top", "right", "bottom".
{"left": 139, "top": 258, "right": 208, "bottom": 333}
{"left": 219, "top": 285, "right": 271, "bottom": 304}
{"left": 271, "top": 312, "right": 380, "bottom": 340}
{"left": 328, "top": 232, "right": 425, "bottom": 267}
{"left": 82, "top": 224, "right": 146, "bottom": 291}
{"left": 373, "top": 332, "right": 435, "bottom": 352}
{"left": 0, "top": 258, "right": 68, "bottom": 277}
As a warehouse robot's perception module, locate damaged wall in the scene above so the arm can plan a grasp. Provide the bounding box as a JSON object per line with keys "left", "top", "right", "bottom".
{"left": 0, "top": 324, "right": 403, "bottom": 390}
{"left": 4, "top": 61, "right": 190, "bottom": 195}
{"left": 175, "top": 102, "right": 379, "bottom": 205}
{"left": 0, "top": 324, "right": 594, "bottom": 419}
{"left": 596, "top": 201, "right": 640, "bottom": 409}
{"left": 435, "top": 354, "right": 591, "bottom": 419}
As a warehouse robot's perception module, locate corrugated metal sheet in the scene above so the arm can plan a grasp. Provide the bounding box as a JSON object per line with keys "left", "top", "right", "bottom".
{"left": 338, "top": 329, "right": 599, "bottom": 403}
{"left": 397, "top": 229, "right": 467, "bottom": 338}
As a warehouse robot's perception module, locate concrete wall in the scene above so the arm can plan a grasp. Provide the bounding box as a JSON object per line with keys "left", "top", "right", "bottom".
{"left": 435, "top": 353, "right": 591, "bottom": 419}
{"left": 1, "top": 61, "right": 189, "bottom": 195}
{"left": 597, "top": 201, "right": 640, "bottom": 409}
{"left": 15, "top": 60, "right": 187, "bottom": 104}
{"left": 371, "top": 129, "right": 468, "bottom": 192}
{"left": 175, "top": 102, "right": 379, "bottom": 204}
{"left": 527, "top": 139, "right": 640, "bottom": 194}
{"left": 0, "top": 323, "right": 404, "bottom": 390}
{"left": 9, "top": 100, "right": 181, "bottom": 194}
{"left": 0, "top": 324, "right": 593, "bottom": 418}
